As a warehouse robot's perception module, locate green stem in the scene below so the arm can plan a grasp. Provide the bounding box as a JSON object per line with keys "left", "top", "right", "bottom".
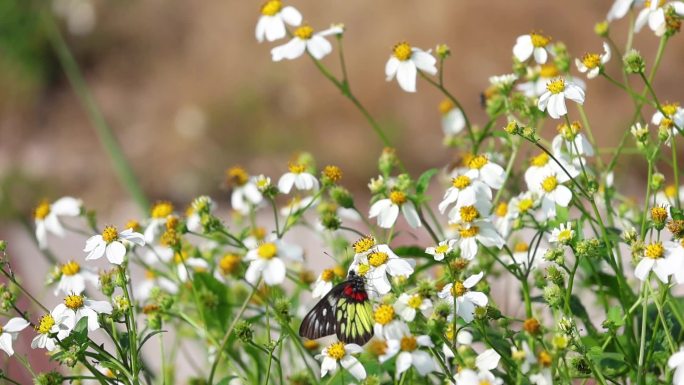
{"left": 119, "top": 269, "right": 140, "bottom": 385}
{"left": 636, "top": 282, "right": 649, "bottom": 385}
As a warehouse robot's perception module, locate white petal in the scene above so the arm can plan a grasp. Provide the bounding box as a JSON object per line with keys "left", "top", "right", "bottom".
{"left": 634, "top": 258, "right": 655, "bottom": 281}
{"left": 85, "top": 299, "right": 113, "bottom": 314}
{"left": 401, "top": 202, "right": 422, "bottom": 228}
{"left": 51, "top": 197, "right": 81, "bottom": 216}
{"left": 105, "top": 242, "right": 126, "bottom": 265}
{"left": 44, "top": 213, "right": 65, "bottom": 237}
{"left": 538, "top": 91, "right": 551, "bottom": 111}
{"left": 513, "top": 35, "right": 534, "bottom": 62}
{"left": 464, "top": 272, "right": 484, "bottom": 288}
{"left": 635, "top": 8, "right": 650, "bottom": 32}
{"left": 263, "top": 258, "right": 286, "bottom": 285}
{"left": 85, "top": 241, "right": 106, "bottom": 261}
{"left": 648, "top": 9, "right": 666, "bottom": 32}
{"left": 120, "top": 229, "right": 145, "bottom": 246}
{"left": 307, "top": 36, "right": 333, "bottom": 60}
{"left": 255, "top": 16, "right": 268, "bottom": 42}
{"left": 279, "top": 6, "right": 302, "bottom": 26}
{"left": 264, "top": 17, "right": 286, "bottom": 42}
{"left": 411, "top": 50, "right": 437, "bottom": 75}
{"left": 4, "top": 318, "right": 30, "bottom": 333}
{"left": 550, "top": 94, "right": 567, "bottom": 119}
{"left": 0, "top": 333, "right": 14, "bottom": 356}
{"left": 245, "top": 259, "right": 266, "bottom": 285}
{"left": 464, "top": 291, "right": 488, "bottom": 307}
{"left": 533, "top": 47, "right": 548, "bottom": 64}
{"left": 36, "top": 221, "right": 48, "bottom": 250}
{"left": 476, "top": 349, "right": 501, "bottom": 371}
{"left": 340, "top": 355, "right": 366, "bottom": 381}
{"left": 554, "top": 185, "right": 573, "bottom": 207}
{"left": 564, "top": 84, "right": 585, "bottom": 104}
{"left": 277, "top": 173, "right": 296, "bottom": 194}
{"left": 378, "top": 204, "right": 400, "bottom": 229}
{"left": 320, "top": 356, "right": 338, "bottom": 377}
{"left": 271, "top": 38, "right": 306, "bottom": 61}
{"left": 396, "top": 61, "right": 417, "bottom": 93}
{"left": 395, "top": 351, "right": 413, "bottom": 375}
{"left": 385, "top": 57, "right": 400, "bottom": 81}
{"left": 411, "top": 350, "right": 436, "bottom": 375}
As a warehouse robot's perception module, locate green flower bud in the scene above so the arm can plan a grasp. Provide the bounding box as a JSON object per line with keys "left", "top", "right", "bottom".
{"left": 623, "top": 49, "right": 645, "bottom": 74}
{"left": 435, "top": 44, "right": 451, "bottom": 59}
{"left": 320, "top": 211, "right": 341, "bottom": 231}
{"left": 329, "top": 186, "right": 354, "bottom": 209}
{"left": 651, "top": 172, "right": 665, "bottom": 191}
{"left": 378, "top": 148, "right": 398, "bottom": 175}
{"left": 543, "top": 284, "right": 563, "bottom": 307}
{"left": 594, "top": 21, "right": 609, "bottom": 37}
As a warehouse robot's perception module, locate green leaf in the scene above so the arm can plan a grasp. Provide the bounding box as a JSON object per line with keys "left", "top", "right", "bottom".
{"left": 192, "top": 272, "right": 232, "bottom": 334}
{"left": 393, "top": 245, "right": 430, "bottom": 259}
{"left": 415, "top": 168, "right": 438, "bottom": 195}
{"left": 606, "top": 306, "right": 625, "bottom": 327}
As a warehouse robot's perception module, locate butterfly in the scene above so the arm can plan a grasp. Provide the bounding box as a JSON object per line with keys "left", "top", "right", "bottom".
{"left": 299, "top": 271, "right": 374, "bottom": 345}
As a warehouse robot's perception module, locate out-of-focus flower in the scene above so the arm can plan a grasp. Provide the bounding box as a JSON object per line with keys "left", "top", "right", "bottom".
{"left": 255, "top": 0, "right": 301, "bottom": 43}
{"left": 84, "top": 226, "right": 145, "bottom": 265}
{"left": 513, "top": 32, "right": 552, "bottom": 64}
{"left": 538, "top": 78, "right": 585, "bottom": 119}
{"left": 34, "top": 197, "right": 82, "bottom": 250}
{"left": 385, "top": 42, "right": 437, "bottom": 93}
{"left": 271, "top": 25, "right": 343, "bottom": 61}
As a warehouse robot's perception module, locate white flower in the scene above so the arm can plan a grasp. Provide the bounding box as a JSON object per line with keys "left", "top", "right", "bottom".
{"left": 272, "top": 25, "right": 342, "bottom": 61}
{"left": 54, "top": 295, "right": 112, "bottom": 331}
{"left": 453, "top": 221, "right": 505, "bottom": 260}
{"left": 187, "top": 196, "right": 216, "bottom": 232}
{"left": 245, "top": 236, "right": 302, "bottom": 286}
{"left": 31, "top": 307, "right": 75, "bottom": 351}
{"left": 0, "top": 317, "right": 30, "bottom": 356}
{"left": 475, "top": 349, "right": 502, "bottom": 372}
{"left": 144, "top": 201, "right": 175, "bottom": 243}
{"left": 34, "top": 197, "right": 82, "bottom": 250}
{"left": 652, "top": 104, "right": 684, "bottom": 146}
{"left": 549, "top": 222, "right": 575, "bottom": 245}
{"left": 438, "top": 272, "right": 488, "bottom": 323}
{"left": 489, "top": 73, "right": 518, "bottom": 91}
{"left": 538, "top": 78, "right": 585, "bottom": 119}
{"left": 136, "top": 271, "right": 178, "bottom": 301}
{"left": 425, "top": 239, "right": 456, "bottom": 261}
{"left": 517, "top": 64, "right": 586, "bottom": 98}
{"left": 656, "top": 184, "right": 684, "bottom": 207}
{"left": 438, "top": 174, "right": 492, "bottom": 215}
{"left": 635, "top": 241, "right": 678, "bottom": 282}
{"left": 369, "top": 191, "right": 421, "bottom": 229}
{"left": 142, "top": 245, "right": 174, "bottom": 265}
{"left": 230, "top": 178, "right": 262, "bottom": 215}
{"left": 524, "top": 151, "right": 578, "bottom": 193}
{"left": 447, "top": 200, "right": 492, "bottom": 226}
{"left": 530, "top": 369, "right": 554, "bottom": 385}
{"left": 316, "top": 342, "right": 366, "bottom": 381}
{"left": 575, "top": 43, "right": 611, "bottom": 79}
{"left": 668, "top": 347, "right": 684, "bottom": 385}
{"left": 381, "top": 332, "right": 435, "bottom": 377}
{"left": 439, "top": 99, "right": 466, "bottom": 136}
{"left": 84, "top": 226, "right": 145, "bottom": 265}
{"left": 508, "top": 191, "right": 540, "bottom": 218}
{"left": 608, "top": 0, "right": 644, "bottom": 21}
{"left": 385, "top": 42, "right": 437, "bottom": 93}
{"left": 453, "top": 368, "right": 503, "bottom": 385}
{"left": 277, "top": 163, "right": 319, "bottom": 194}
{"left": 636, "top": 1, "right": 684, "bottom": 36}
{"left": 54, "top": 260, "right": 98, "bottom": 296}
{"left": 513, "top": 32, "right": 552, "bottom": 64}
{"left": 511, "top": 341, "right": 537, "bottom": 373}
{"left": 372, "top": 304, "right": 408, "bottom": 340}
{"left": 464, "top": 154, "right": 506, "bottom": 190}
{"left": 349, "top": 244, "right": 414, "bottom": 295}
{"left": 552, "top": 128, "right": 594, "bottom": 158}
{"left": 394, "top": 293, "right": 432, "bottom": 322}
{"left": 255, "top": 0, "right": 301, "bottom": 43}
{"left": 533, "top": 169, "right": 573, "bottom": 218}
{"left": 442, "top": 329, "right": 473, "bottom": 359}
{"left": 311, "top": 268, "right": 337, "bottom": 299}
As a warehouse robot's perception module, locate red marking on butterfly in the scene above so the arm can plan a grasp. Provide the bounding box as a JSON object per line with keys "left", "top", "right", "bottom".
{"left": 343, "top": 284, "right": 368, "bottom": 302}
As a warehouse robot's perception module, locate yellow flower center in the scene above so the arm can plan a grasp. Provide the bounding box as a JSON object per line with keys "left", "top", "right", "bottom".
{"left": 174, "top": 251, "right": 189, "bottom": 264}
{"left": 531, "top": 152, "right": 550, "bottom": 167}
{"left": 374, "top": 304, "right": 395, "bottom": 325}
{"left": 665, "top": 184, "right": 678, "bottom": 198}
{"left": 357, "top": 263, "right": 370, "bottom": 276}
{"left": 581, "top": 53, "right": 601, "bottom": 69}
{"left": 320, "top": 269, "right": 335, "bottom": 282}
{"left": 662, "top": 103, "right": 680, "bottom": 117}
{"left": 61, "top": 261, "right": 81, "bottom": 276}
{"left": 64, "top": 294, "right": 84, "bottom": 310}
{"left": 468, "top": 155, "right": 489, "bottom": 170}
{"left": 353, "top": 235, "right": 376, "bottom": 254}
{"left": 323, "top": 165, "right": 343, "bottom": 182}
{"left": 294, "top": 25, "right": 314, "bottom": 40}
{"left": 333, "top": 265, "right": 345, "bottom": 277}
{"left": 651, "top": 206, "right": 668, "bottom": 222}
{"left": 34, "top": 200, "right": 51, "bottom": 220}
{"left": 369, "top": 340, "right": 388, "bottom": 356}
{"left": 219, "top": 254, "right": 241, "bottom": 275}
{"left": 435, "top": 244, "right": 450, "bottom": 254}
{"left": 451, "top": 281, "right": 467, "bottom": 297}
{"left": 257, "top": 243, "right": 278, "bottom": 260}
{"left": 530, "top": 32, "right": 551, "bottom": 48}
{"left": 540, "top": 64, "right": 560, "bottom": 78}
{"left": 37, "top": 314, "right": 55, "bottom": 334}
{"left": 260, "top": 0, "right": 282, "bottom": 16}
{"left": 557, "top": 229, "right": 573, "bottom": 243}
{"left": 495, "top": 202, "right": 508, "bottom": 217}
{"left": 145, "top": 270, "right": 156, "bottom": 280}
{"left": 644, "top": 0, "right": 666, "bottom": 8}
{"left": 288, "top": 163, "right": 306, "bottom": 174}
{"left": 445, "top": 324, "right": 455, "bottom": 340}
{"left": 517, "top": 198, "right": 534, "bottom": 213}
{"left": 151, "top": 202, "right": 174, "bottom": 219}
{"left": 389, "top": 191, "right": 407, "bottom": 205}
{"left": 393, "top": 42, "right": 412, "bottom": 61}
{"left": 368, "top": 252, "right": 389, "bottom": 267}
{"left": 452, "top": 175, "right": 472, "bottom": 189}
{"left": 541, "top": 175, "right": 558, "bottom": 193}
{"left": 538, "top": 351, "right": 552, "bottom": 367}
{"left": 459, "top": 205, "right": 480, "bottom": 223}
{"left": 400, "top": 336, "right": 417, "bottom": 352}
{"left": 101, "top": 226, "right": 119, "bottom": 244}
{"left": 227, "top": 166, "right": 249, "bottom": 186}
{"left": 303, "top": 339, "right": 319, "bottom": 350}
{"left": 514, "top": 242, "right": 529, "bottom": 253}
{"left": 479, "top": 381, "right": 492, "bottom": 385}
{"left": 439, "top": 99, "right": 455, "bottom": 115}
{"left": 327, "top": 341, "right": 346, "bottom": 360}
{"left": 645, "top": 242, "right": 664, "bottom": 259}
{"left": 459, "top": 226, "right": 479, "bottom": 238}
{"left": 512, "top": 349, "right": 527, "bottom": 361}
{"left": 546, "top": 78, "right": 566, "bottom": 94}
{"left": 125, "top": 219, "right": 141, "bottom": 232}
{"left": 407, "top": 294, "right": 423, "bottom": 309}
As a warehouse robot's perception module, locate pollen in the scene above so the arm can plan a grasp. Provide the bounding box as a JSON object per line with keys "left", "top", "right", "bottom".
{"left": 326, "top": 341, "right": 346, "bottom": 360}
{"left": 294, "top": 25, "right": 314, "bottom": 40}
{"left": 530, "top": 32, "right": 551, "bottom": 48}
{"left": 400, "top": 336, "right": 418, "bottom": 352}
{"left": 260, "top": 0, "right": 282, "bottom": 16}
{"left": 389, "top": 191, "right": 407, "bottom": 205}
{"left": 540, "top": 64, "right": 560, "bottom": 78}
{"left": 37, "top": 314, "right": 55, "bottom": 334}
{"left": 258, "top": 243, "right": 278, "bottom": 259}
{"left": 64, "top": 294, "right": 84, "bottom": 310}
{"left": 227, "top": 166, "right": 249, "bottom": 186}
{"left": 393, "top": 42, "right": 412, "bottom": 61}
{"left": 451, "top": 281, "right": 467, "bottom": 297}
{"left": 435, "top": 244, "right": 450, "bottom": 254}
{"left": 288, "top": 163, "right": 306, "bottom": 174}
{"left": 61, "top": 261, "right": 81, "bottom": 276}
{"left": 531, "top": 152, "right": 550, "bottom": 167}
{"left": 151, "top": 201, "right": 174, "bottom": 219}
{"left": 665, "top": 184, "right": 678, "bottom": 198}
{"left": 651, "top": 206, "right": 669, "bottom": 223}
{"left": 495, "top": 202, "right": 508, "bottom": 217}
{"left": 353, "top": 235, "right": 376, "bottom": 254}
{"left": 368, "top": 252, "right": 389, "bottom": 267}
{"left": 219, "top": 254, "right": 241, "bottom": 275}
{"left": 518, "top": 198, "right": 534, "bottom": 213}
{"left": 368, "top": 340, "right": 388, "bottom": 356}
{"left": 645, "top": 242, "right": 664, "bottom": 259}
{"left": 34, "top": 200, "right": 51, "bottom": 220}
{"left": 439, "top": 99, "right": 455, "bottom": 115}
{"left": 452, "top": 175, "right": 472, "bottom": 189}
{"left": 373, "top": 304, "right": 395, "bottom": 325}
{"left": 459, "top": 226, "right": 479, "bottom": 238}
{"left": 514, "top": 242, "right": 529, "bottom": 253}
{"left": 541, "top": 175, "right": 558, "bottom": 192}
{"left": 662, "top": 102, "right": 680, "bottom": 117}
{"left": 581, "top": 53, "right": 601, "bottom": 69}
{"left": 101, "top": 226, "right": 119, "bottom": 244}
{"left": 557, "top": 229, "right": 573, "bottom": 243}
{"left": 468, "top": 155, "right": 489, "bottom": 170}
{"left": 323, "top": 165, "right": 343, "bottom": 183}
{"left": 546, "top": 78, "right": 566, "bottom": 94}
{"left": 459, "top": 205, "right": 480, "bottom": 223}
{"left": 407, "top": 294, "right": 423, "bottom": 309}
{"left": 320, "top": 268, "right": 335, "bottom": 282}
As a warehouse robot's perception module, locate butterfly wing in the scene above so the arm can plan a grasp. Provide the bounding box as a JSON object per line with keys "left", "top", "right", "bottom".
{"left": 335, "top": 294, "right": 374, "bottom": 345}
{"left": 299, "top": 283, "right": 344, "bottom": 341}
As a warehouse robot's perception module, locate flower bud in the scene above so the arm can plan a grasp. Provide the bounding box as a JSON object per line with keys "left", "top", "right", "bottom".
{"left": 650, "top": 172, "right": 665, "bottom": 191}
{"left": 594, "top": 21, "right": 609, "bottom": 37}
{"left": 435, "top": 43, "right": 451, "bottom": 59}
{"left": 623, "top": 49, "right": 645, "bottom": 74}
{"left": 378, "top": 148, "right": 398, "bottom": 175}
{"left": 543, "top": 284, "right": 563, "bottom": 307}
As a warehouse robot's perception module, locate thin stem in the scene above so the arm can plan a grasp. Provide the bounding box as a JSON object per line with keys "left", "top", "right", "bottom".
{"left": 119, "top": 269, "right": 140, "bottom": 385}
{"left": 636, "top": 282, "right": 649, "bottom": 385}
{"left": 419, "top": 72, "right": 476, "bottom": 146}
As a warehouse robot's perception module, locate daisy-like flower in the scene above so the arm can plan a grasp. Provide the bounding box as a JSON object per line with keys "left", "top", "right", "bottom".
{"left": 453, "top": 221, "right": 505, "bottom": 260}
{"left": 493, "top": 202, "right": 512, "bottom": 238}
{"left": 438, "top": 99, "right": 466, "bottom": 136}
{"left": 530, "top": 369, "right": 554, "bottom": 385}
{"left": 524, "top": 151, "right": 578, "bottom": 192}
{"left": 464, "top": 154, "right": 506, "bottom": 190}
{"left": 214, "top": 254, "right": 242, "bottom": 283}
{"left": 394, "top": 293, "right": 432, "bottom": 322}
{"left": 511, "top": 341, "right": 537, "bottom": 373}
{"left": 447, "top": 200, "right": 492, "bottom": 226}
{"left": 245, "top": 236, "right": 303, "bottom": 285}
{"left": 0, "top": 317, "right": 30, "bottom": 356}
{"left": 575, "top": 43, "right": 611, "bottom": 79}
{"left": 350, "top": 244, "right": 414, "bottom": 295}
{"left": 438, "top": 272, "right": 488, "bottom": 323}
{"left": 385, "top": 41, "right": 437, "bottom": 93}
{"left": 438, "top": 174, "right": 492, "bottom": 214}
{"left": 34, "top": 197, "right": 82, "bottom": 250}
{"left": 369, "top": 190, "right": 421, "bottom": 229}
{"left": 84, "top": 226, "right": 145, "bottom": 265}
{"left": 635, "top": 0, "right": 684, "bottom": 36}
{"left": 173, "top": 251, "right": 210, "bottom": 282}
{"left": 656, "top": 184, "right": 684, "bottom": 207}
{"left": 311, "top": 268, "right": 337, "bottom": 298}
{"left": 144, "top": 201, "right": 175, "bottom": 243}
{"left": 255, "top": 0, "right": 301, "bottom": 43}
{"left": 634, "top": 241, "right": 678, "bottom": 282}
{"left": 513, "top": 32, "right": 552, "bottom": 64}
{"left": 668, "top": 347, "right": 684, "bottom": 385}
{"left": 453, "top": 369, "right": 503, "bottom": 385}
{"left": 372, "top": 304, "right": 408, "bottom": 340}
{"left": 538, "top": 78, "right": 585, "bottom": 119}
{"left": 54, "top": 294, "right": 112, "bottom": 331}
{"left": 54, "top": 260, "right": 98, "bottom": 296}
{"left": 135, "top": 270, "right": 178, "bottom": 301}
{"left": 272, "top": 24, "right": 343, "bottom": 61}
{"left": 31, "top": 307, "right": 75, "bottom": 351}
{"left": 549, "top": 222, "right": 575, "bottom": 245}
{"left": 608, "top": 0, "right": 645, "bottom": 21}
{"left": 553, "top": 121, "right": 594, "bottom": 157}
{"left": 425, "top": 239, "right": 455, "bottom": 261}
{"left": 278, "top": 163, "right": 319, "bottom": 194}
{"left": 316, "top": 341, "right": 366, "bottom": 381}
{"left": 652, "top": 103, "right": 684, "bottom": 145}
{"left": 226, "top": 167, "right": 263, "bottom": 215}
{"left": 508, "top": 191, "right": 540, "bottom": 219}
{"left": 381, "top": 331, "right": 436, "bottom": 376}
{"left": 534, "top": 169, "right": 573, "bottom": 218}
{"left": 186, "top": 196, "right": 215, "bottom": 233}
